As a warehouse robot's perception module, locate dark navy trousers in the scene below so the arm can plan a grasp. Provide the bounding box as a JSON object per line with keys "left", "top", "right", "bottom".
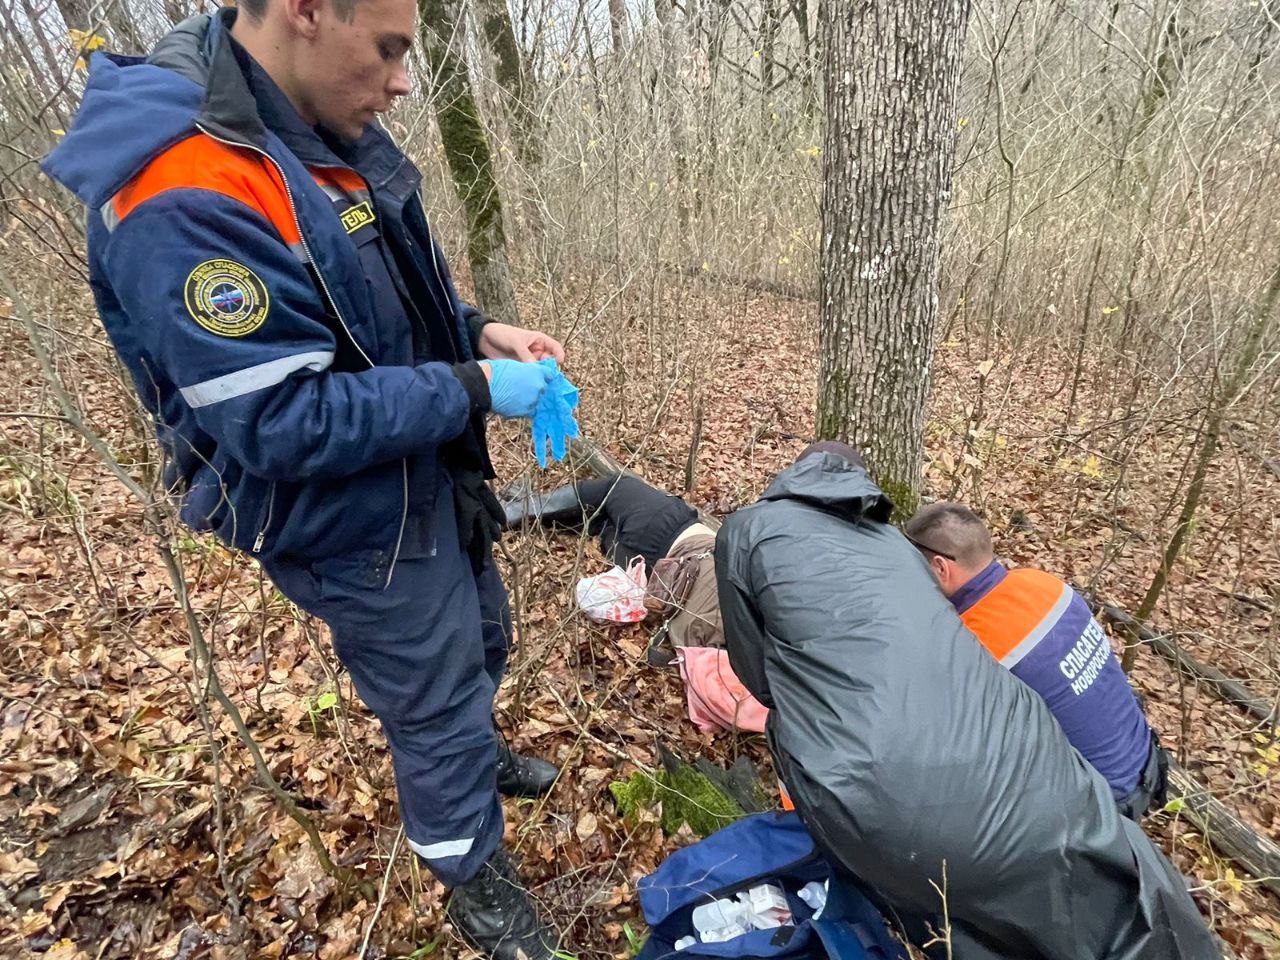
{"left": 262, "top": 486, "right": 510, "bottom": 885}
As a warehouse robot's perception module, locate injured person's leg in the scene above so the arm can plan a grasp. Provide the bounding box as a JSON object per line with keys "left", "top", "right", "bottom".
{"left": 500, "top": 480, "right": 590, "bottom": 530}
{"left": 501, "top": 474, "right": 699, "bottom": 570}
{"left": 503, "top": 473, "right": 768, "bottom": 736}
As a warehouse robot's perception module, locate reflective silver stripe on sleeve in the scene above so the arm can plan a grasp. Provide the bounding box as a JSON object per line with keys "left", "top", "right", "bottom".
{"left": 407, "top": 836, "right": 475, "bottom": 861}
{"left": 100, "top": 201, "right": 120, "bottom": 232}
{"left": 999, "top": 582, "right": 1074, "bottom": 670}
{"left": 179, "top": 350, "right": 333, "bottom": 408}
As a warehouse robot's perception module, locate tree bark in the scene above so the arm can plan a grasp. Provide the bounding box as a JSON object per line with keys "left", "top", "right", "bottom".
{"left": 418, "top": 0, "right": 521, "bottom": 328}
{"left": 608, "top": 0, "right": 627, "bottom": 54}
{"left": 164, "top": 0, "right": 193, "bottom": 28}
{"left": 473, "top": 0, "right": 543, "bottom": 170}
{"left": 54, "top": 0, "right": 95, "bottom": 32}
{"left": 816, "top": 0, "right": 973, "bottom": 518}
{"left": 55, "top": 0, "right": 113, "bottom": 60}
{"left": 1166, "top": 761, "right": 1280, "bottom": 899}
{"left": 759, "top": 0, "right": 782, "bottom": 99}
{"left": 653, "top": 0, "right": 693, "bottom": 237}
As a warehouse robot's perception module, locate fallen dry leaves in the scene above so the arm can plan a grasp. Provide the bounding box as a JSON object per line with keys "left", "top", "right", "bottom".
{"left": 1, "top": 269, "right": 1278, "bottom": 958}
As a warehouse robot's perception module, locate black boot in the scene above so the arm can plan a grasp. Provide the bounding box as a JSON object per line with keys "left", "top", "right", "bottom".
{"left": 500, "top": 483, "right": 589, "bottom": 531}
{"left": 447, "top": 846, "right": 563, "bottom": 960}
{"left": 496, "top": 742, "right": 559, "bottom": 798}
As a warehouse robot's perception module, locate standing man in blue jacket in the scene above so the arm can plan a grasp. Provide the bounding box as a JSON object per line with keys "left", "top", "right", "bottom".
{"left": 44, "top": 0, "right": 568, "bottom": 955}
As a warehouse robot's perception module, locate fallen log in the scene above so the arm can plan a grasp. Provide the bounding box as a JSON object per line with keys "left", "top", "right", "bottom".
{"left": 1095, "top": 603, "right": 1276, "bottom": 726}
{"left": 1166, "top": 761, "right": 1280, "bottom": 899}
{"left": 568, "top": 437, "right": 646, "bottom": 486}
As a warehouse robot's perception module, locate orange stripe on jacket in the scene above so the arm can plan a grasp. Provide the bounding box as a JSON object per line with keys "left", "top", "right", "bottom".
{"left": 779, "top": 781, "right": 795, "bottom": 812}
{"left": 960, "top": 568, "right": 1069, "bottom": 664}
{"left": 109, "top": 133, "right": 301, "bottom": 246}
{"left": 311, "top": 166, "right": 367, "bottom": 194}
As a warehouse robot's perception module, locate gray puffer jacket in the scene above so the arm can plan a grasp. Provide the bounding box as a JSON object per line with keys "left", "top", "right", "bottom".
{"left": 714, "top": 452, "right": 1218, "bottom": 959}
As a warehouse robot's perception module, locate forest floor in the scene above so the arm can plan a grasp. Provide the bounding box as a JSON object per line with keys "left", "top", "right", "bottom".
{"left": 2, "top": 271, "right": 1280, "bottom": 959}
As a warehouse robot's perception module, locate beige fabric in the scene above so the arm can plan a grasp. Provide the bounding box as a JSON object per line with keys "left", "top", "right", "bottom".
{"left": 671, "top": 521, "right": 715, "bottom": 552}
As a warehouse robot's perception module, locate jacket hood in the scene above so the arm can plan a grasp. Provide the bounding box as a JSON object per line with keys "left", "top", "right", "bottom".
{"left": 41, "top": 11, "right": 263, "bottom": 209}
{"left": 759, "top": 452, "right": 893, "bottom": 524}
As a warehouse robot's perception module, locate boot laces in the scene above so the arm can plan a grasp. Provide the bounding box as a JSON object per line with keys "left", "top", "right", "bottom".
{"left": 470, "top": 848, "right": 535, "bottom": 919}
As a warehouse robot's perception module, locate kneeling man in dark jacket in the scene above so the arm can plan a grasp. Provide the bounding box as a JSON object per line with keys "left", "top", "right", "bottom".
{"left": 714, "top": 441, "right": 1217, "bottom": 960}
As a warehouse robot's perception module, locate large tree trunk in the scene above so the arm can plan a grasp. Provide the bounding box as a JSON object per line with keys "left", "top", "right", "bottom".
{"left": 54, "top": 0, "right": 95, "bottom": 32}
{"left": 653, "top": 0, "right": 693, "bottom": 242}
{"left": 815, "top": 0, "right": 973, "bottom": 517}
{"left": 608, "top": 0, "right": 627, "bottom": 54}
{"left": 759, "top": 0, "right": 781, "bottom": 101}
{"left": 473, "top": 0, "right": 543, "bottom": 170}
{"left": 418, "top": 0, "right": 521, "bottom": 328}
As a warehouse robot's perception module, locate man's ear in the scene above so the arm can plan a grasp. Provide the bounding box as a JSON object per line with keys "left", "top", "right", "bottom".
{"left": 930, "top": 555, "right": 948, "bottom": 584}
{"left": 284, "top": 0, "right": 325, "bottom": 38}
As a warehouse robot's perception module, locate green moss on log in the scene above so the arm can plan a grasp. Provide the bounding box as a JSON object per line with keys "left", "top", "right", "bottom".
{"left": 610, "top": 766, "right": 745, "bottom": 838}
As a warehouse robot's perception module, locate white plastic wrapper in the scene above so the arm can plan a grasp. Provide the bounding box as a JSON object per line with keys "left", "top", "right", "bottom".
{"left": 575, "top": 557, "right": 648, "bottom": 623}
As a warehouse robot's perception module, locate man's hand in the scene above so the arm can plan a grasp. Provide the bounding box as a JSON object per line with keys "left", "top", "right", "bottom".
{"left": 478, "top": 322, "right": 566, "bottom": 364}
{"left": 478, "top": 359, "right": 555, "bottom": 419}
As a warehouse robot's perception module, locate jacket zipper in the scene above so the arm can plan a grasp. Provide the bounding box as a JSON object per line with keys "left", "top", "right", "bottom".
{"left": 418, "top": 205, "right": 460, "bottom": 354}
{"left": 196, "top": 123, "right": 410, "bottom": 582}
{"left": 252, "top": 480, "right": 277, "bottom": 553}
{"left": 424, "top": 218, "right": 447, "bottom": 299}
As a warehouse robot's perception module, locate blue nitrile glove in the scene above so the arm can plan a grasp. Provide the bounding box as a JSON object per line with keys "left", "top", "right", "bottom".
{"left": 532, "top": 358, "right": 581, "bottom": 468}
{"left": 480, "top": 359, "right": 555, "bottom": 419}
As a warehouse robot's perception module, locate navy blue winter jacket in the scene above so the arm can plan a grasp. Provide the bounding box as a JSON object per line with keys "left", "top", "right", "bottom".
{"left": 42, "top": 10, "right": 494, "bottom": 567}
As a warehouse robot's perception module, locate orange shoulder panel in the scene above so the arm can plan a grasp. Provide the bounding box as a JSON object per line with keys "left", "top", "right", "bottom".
{"left": 110, "top": 134, "right": 300, "bottom": 245}
{"left": 311, "top": 166, "right": 367, "bottom": 193}
{"left": 959, "top": 567, "right": 1065, "bottom": 662}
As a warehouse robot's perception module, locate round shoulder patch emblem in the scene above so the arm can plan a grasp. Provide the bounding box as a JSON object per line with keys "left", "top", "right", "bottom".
{"left": 184, "top": 259, "right": 270, "bottom": 337}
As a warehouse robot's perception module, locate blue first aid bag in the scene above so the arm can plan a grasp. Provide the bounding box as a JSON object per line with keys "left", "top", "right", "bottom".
{"left": 635, "top": 812, "right": 908, "bottom": 960}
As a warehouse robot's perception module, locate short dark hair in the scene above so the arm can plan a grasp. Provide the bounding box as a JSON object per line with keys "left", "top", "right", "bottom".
{"left": 904, "top": 502, "right": 994, "bottom": 570}
{"left": 236, "top": 0, "right": 360, "bottom": 22}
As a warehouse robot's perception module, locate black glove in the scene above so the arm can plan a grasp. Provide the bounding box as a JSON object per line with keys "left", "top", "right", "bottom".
{"left": 451, "top": 462, "right": 504, "bottom": 575}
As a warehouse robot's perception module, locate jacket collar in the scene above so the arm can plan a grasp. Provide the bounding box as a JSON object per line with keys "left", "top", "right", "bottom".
{"left": 148, "top": 9, "right": 269, "bottom": 149}
{"left": 950, "top": 559, "right": 1007, "bottom": 615}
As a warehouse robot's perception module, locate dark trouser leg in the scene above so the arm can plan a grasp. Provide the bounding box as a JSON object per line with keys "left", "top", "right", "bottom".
{"left": 474, "top": 549, "right": 511, "bottom": 689}
{"left": 475, "top": 549, "right": 561, "bottom": 798}
{"left": 498, "top": 475, "right": 622, "bottom": 532}
{"left": 501, "top": 474, "right": 699, "bottom": 570}
{"left": 261, "top": 496, "right": 502, "bottom": 887}
{"left": 1117, "top": 733, "right": 1170, "bottom": 822}
{"left": 578, "top": 475, "right": 699, "bottom": 569}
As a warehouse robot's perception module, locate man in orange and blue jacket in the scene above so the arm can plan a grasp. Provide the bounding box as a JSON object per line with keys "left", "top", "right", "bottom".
{"left": 906, "top": 502, "right": 1168, "bottom": 821}
{"left": 43, "top": 1, "right": 568, "bottom": 955}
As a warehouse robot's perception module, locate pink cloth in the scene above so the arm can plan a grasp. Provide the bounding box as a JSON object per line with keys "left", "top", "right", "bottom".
{"left": 676, "top": 647, "right": 769, "bottom": 734}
